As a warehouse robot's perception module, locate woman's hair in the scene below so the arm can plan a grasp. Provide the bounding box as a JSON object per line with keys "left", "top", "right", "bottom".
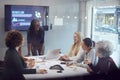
{"left": 83, "top": 38, "right": 92, "bottom": 48}
{"left": 92, "top": 41, "right": 95, "bottom": 48}
{"left": 74, "top": 31, "right": 83, "bottom": 43}
{"left": 72, "top": 31, "right": 83, "bottom": 56}
{"left": 5, "top": 30, "right": 24, "bottom": 48}
{"left": 96, "top": 40, "right": 113, "bottom": 57}
{"left": 29, "top": 19, "right": 40, "bottom": 31}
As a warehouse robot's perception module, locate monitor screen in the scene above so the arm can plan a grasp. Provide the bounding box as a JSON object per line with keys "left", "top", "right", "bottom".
{"left": 5, "top": 5, "right": 49, "bottom": 31}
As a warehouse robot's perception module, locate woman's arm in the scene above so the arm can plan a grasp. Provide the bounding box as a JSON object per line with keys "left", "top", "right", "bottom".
{"left": 87, "top": 60, "right": 100, "bottom": 73}
{"left": 10, "top": 50, "right": 36, "bottom": 74}
{"left": 76, "top": 52, "right": 85, "bottom": 63}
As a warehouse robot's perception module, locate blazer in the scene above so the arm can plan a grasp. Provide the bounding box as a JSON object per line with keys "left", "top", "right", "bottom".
{"left": 88, "top": 57, "right": 118, "bottom": 74}
{"left": 88, "top": 57, "right": 120, "bottom": 80}
{"left": 3, "top": 48, "right": 36, "bottom": 80}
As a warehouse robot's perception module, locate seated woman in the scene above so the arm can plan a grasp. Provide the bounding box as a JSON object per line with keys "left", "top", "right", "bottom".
{"left": 84, "top": 40, "right": 120, "bottom": 80}
{"left": 59, "top": 31, "right": 83, "bottom": 61}
{"left": 2, "top": 30, "right": 47, "bottom": 80}
{"left": 67, "top": 38, "right": 98, "bottom": 68}
{"left": 17, "top": 46, "right": 34, "bottom": 63}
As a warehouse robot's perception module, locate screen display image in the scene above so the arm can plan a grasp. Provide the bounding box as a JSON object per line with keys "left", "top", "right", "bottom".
{"left": 5, "top": 5, "right": 49, "bottom": 31}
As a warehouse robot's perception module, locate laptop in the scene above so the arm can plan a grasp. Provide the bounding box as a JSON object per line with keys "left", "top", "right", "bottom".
{"left": 45, "top": 49, "right": 61, "bottom": 60}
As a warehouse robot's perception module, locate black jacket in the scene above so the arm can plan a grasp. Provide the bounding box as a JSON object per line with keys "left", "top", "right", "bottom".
{"left": 88, "top": 57, "right": 120, "bottom": 80}
{"left": 2, "top": 48, "right": 36, "bottom": 80}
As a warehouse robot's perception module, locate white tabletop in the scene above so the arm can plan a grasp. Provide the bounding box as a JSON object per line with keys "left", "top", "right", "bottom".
{"left": 23, "top": 56, "right": 89, "bottom": 80}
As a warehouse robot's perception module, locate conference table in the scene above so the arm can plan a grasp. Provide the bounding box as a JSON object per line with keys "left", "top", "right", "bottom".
{"left": 23, "top": 56, "right": 89, "bottom": 80}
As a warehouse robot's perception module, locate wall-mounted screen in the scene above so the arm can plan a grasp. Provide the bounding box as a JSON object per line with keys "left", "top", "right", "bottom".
{"left": 5, "top": 5, "right": 49, "bottom": 31}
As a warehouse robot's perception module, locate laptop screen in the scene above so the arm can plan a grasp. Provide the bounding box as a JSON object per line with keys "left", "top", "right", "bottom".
{"left": 45, "top": 49, "right": 61, "bottom": 60}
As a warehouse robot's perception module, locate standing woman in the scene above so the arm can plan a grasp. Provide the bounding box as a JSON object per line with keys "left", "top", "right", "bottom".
{"left": 59, "top": 31, "right": 83, "bottom": 61}
{"left": 3, "top": 30, "right": 36, "bottom": 80}
{"left": 27, "top": 19, "right": 45, "bottom": 56}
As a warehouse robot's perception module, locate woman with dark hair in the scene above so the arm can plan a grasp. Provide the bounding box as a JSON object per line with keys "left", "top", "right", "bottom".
{"left": 27, "top": 19, "right": 45, "bottom": 56}
{"left": 76, "top": 38, "right": 98, "bottom": 68}
{"left": 67, "top": 38, "right": 98, "bottom": 69}
{"left": 2, "top": 30, "right": 37, "bottom": 80}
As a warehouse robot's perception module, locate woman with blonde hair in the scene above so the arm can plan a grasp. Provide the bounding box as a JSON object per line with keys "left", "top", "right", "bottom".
{"left": 59, "top": 31, "right": 83, "bottom": 61}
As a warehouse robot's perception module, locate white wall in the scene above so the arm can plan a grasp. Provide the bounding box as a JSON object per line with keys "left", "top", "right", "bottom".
{"left": 0, "top": 0, "right": 80, "bottom": 60}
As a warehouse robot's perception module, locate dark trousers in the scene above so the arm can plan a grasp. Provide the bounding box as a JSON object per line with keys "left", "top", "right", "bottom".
{"left": 31, "top": 43, "right": 44, "bottom": 56}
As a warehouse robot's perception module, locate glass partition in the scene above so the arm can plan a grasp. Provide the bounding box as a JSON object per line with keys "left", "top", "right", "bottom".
{"left": 94, "top": 7, "right": 117, "bottom": 34}
{"left": 92, "top": 7, "right": 120, "bottom": 67}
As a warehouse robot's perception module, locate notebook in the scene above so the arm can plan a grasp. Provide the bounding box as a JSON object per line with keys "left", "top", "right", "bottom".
{"left": 45, "top": 49, "right": 61, "bottom": 60}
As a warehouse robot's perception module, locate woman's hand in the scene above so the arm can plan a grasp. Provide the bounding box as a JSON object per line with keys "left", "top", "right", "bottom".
{"left": 66, "top": 61, "right": 78, "bottom": 66}
{"left": 59, "top": 55, "right": 70, "bottom": 61}
{"left": 37, "top": 69, "right": 47, "bottom": 74}
{"left": 26, "top": 59, "right": 35, "bottom": 68}
{"left": 87, "top": 66, "right": 93, "bottom": 73}
{"left": 84, "top": 59, "right": 91, "bottom": 64}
